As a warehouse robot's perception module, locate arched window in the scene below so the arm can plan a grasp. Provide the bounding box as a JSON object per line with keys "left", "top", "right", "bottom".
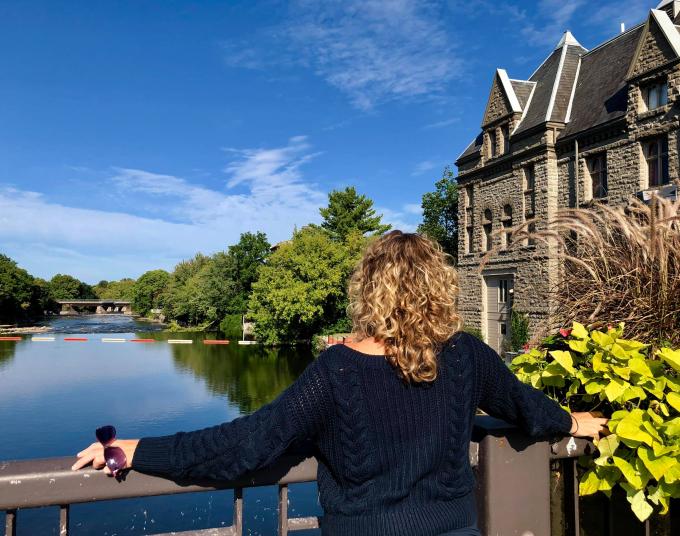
{"left": 483, "top": 209, "right": 493, "bottom": 251}
{"left": 501, "top": 204, "right": 513, "bottom": 248}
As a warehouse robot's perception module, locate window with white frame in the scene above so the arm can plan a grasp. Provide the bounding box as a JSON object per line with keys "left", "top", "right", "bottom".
{"left": 642, "top": 81, "right": 668, "bottom": 111}
{"left": 489, "top": 129, "right": 498, "bottom": 158}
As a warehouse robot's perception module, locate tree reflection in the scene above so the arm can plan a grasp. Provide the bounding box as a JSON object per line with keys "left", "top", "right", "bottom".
{"left": 0, "top": 341, "right": 17, "bottom": 369}
{"left": 169, "top": 342, "right": 314, "bottom": 414}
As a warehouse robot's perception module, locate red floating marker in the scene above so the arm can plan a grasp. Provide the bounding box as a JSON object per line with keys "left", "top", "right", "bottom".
{"left": 0, "top": 336, "right": 22, "bottom": 341}
{"left": 131, "top": 339, "right": 156, "bottom": 343}
{"left": 203, "top": 340, "right": 230, "bottom": 345}
{"left": 64, "top": 337, "right": 88, "bottom": 342}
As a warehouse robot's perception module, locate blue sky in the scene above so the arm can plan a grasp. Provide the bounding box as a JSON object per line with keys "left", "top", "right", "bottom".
{"left": 0, "top": 0, "right": 659, "bottom": 283}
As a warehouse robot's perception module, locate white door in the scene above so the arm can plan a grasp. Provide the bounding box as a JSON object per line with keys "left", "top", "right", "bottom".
{"left": 485, "top": 276, "right": 513, "bottom": 353}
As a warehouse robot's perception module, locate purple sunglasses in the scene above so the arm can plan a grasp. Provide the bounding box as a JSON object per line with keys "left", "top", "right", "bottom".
{"left": 96, "top": 425, "right": 127, "bottom": 478}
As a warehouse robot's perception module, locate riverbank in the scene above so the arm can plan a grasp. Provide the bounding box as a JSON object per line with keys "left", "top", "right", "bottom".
{"left": 0, "top": 325, "right": 52, "bottom": 334}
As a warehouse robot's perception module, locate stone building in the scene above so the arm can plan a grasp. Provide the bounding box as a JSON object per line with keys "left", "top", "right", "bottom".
{"left": 454, "top": 2, "right": 679, "bottom": 353}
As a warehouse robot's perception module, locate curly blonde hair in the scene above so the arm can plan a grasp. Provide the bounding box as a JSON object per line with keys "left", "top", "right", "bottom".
{"left": 348, "top": 230, "right": 463, "bottom": 383}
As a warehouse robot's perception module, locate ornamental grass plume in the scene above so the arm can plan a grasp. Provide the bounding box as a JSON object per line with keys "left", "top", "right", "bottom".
{"left": 486, "top": 184, "right": 680, "bottom": 347}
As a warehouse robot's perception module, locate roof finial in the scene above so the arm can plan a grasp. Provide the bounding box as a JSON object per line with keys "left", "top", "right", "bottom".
{"left": 556, "top": 30, "right": 583, "bottom": 49}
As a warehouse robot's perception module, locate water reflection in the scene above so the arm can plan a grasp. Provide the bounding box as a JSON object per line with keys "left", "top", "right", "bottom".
{"left": 170, "top": 341, "right": 313, "bottom": 413}
{"left": 0, "top": 317, "right": 320, "bottom": 535}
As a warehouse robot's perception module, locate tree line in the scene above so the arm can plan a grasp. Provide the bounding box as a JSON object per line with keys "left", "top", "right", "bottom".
{"left": 0, "top": 172, "right": 458, "bottom": 341}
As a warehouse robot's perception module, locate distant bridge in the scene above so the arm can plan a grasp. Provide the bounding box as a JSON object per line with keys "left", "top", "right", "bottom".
{"left": 56, "top": 300, "right": 133, "bottom": 316}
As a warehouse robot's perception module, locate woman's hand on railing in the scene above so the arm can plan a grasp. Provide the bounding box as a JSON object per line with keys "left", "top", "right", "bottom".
{"left": 71, "top": 439, "right": 139, "bottom": 475}
{"left": 569, "top": 411, "right": 609, "bottom": 441}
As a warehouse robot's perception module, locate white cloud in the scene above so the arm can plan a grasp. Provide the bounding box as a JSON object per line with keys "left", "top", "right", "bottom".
{"left": 520, "top": 0, "right": 587, "bottom": 47}
{"left": 224, "top": 0, "right": 462, "bottom": 110}
{"left": 411, "top": 159, "right": 440, "bottom": 176}
{"left": 403, "top": 203, "right": 423, "bottom": 216}
{"left": 1, "top": 137, "right": 415, "bottom": 281}
{"left": 422, "top": 116, "right": 460, "bottom": 129}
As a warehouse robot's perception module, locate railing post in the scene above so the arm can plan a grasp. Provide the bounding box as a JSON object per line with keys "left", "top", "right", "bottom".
{"left": 5, "top": 509, "right": 17, "bottom": 536}
{"left": 278, "top": 484, "right": 288, "bottom": 536}
{"left": 474, "top": 416, "right": 551, "bottom": 536}
{"left": 232, "top": 488, "right": 243, "bottom": 536}
{"left": 59, "top": 505, "right": 69, "bottom": 536}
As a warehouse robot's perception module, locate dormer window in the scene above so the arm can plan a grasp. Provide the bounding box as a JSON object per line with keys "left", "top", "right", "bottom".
{"left": 489, "top": 130, "right": 498, "bottom": 158}
{"left": 642, "top": 81, "right": 668, "bottom": 111}
{"left": 501, "top": 124, "right": 510, "bottom": 154}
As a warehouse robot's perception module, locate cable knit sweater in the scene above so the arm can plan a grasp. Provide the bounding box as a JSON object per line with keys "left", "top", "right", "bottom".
{"left": 133, "top": 332, "right": 573, "bottom": 535}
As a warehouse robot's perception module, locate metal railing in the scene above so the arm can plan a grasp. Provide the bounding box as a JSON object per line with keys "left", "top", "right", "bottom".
{"left": 1, "top": 416, "right": 675, "bottom": 535}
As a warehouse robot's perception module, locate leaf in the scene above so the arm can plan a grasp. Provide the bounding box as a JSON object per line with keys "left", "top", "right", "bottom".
{"left": 579, "top": 469, "right": 600, "bottom": 495}
{"left": 591, "top": 330, "right": 615, "bottom": 348}
{"left": 663, "top": 462, "right": 680, "bottom": 484}
{"left": 585, "top": 379, "right": 606, "bottom": 394}
{"left": 658, "top": 348, "right": 680, "bottom": 372}
{"left": 637, "top": 446, "right": 676, "bottom": 481}
{"left": 616, "top": 412, "right": 653, "bottom": 447}
{"left": 610, "top": 343, "right": 630, "bottom": 361}
{"left": 595, "top": 434, "right": 619, "bottom": 463}
{"left": 611, "top": 365, "right": 630, "bottom": 380}
{"left": 571, "top": 321, "right": 589, "bottom": 339}
{"left": 629, "top": 358, "right": 653, "bottom": 378}
{"left": 568, "top": 338, "right": 589, "bottom": 354}
{"left": 613, "top": 456, "right": 645, "bottom": 487}
{"left": 604, "top": 377, "right": 629, "bottom": 403}
{"left": 646, "top": 485, "right": 670, "bottom": 514}
{"left": 667, "top": 392, "right": 680, "bottom": 413}
{"left": 622, "top": 386, "right": 647, "bottom": 402}
{"left": 550, "top": 350, "right": 576, "bottom": 374}
{"left": 629, "top": 490, "right": 654, "bottom": 522}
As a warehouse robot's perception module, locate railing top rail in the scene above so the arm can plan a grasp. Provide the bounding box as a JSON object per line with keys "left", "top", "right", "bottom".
{"left": 0, "top": 455, "right": 317, "bottom": 510}
{"left": 0, "top": 417, "right": 593, "bottom": 511}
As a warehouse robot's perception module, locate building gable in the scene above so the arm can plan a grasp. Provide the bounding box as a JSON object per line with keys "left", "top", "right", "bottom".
{"left": 627, "top": 9, "right": 680, "bottom": 79}
{"left": 482, "top": 69, "right": 522, "bottom": 127}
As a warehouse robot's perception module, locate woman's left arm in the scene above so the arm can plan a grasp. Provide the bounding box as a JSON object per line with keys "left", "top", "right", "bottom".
{"left": 72, "top": 356, "right": 333, "bottom": 481}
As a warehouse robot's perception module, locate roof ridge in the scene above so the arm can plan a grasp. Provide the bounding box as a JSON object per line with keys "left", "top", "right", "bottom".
{"left": 583, "top": 21, "right": 645, "bottom": 58}
{"left": 545, "top": 43, "right": 569, "bottom": 121}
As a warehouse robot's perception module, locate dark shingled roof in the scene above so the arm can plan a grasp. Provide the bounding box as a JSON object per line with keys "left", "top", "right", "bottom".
{"left": 560, "top": 25, "right": 644, "bottom": 138}
{"left": 457, "top": 132, "right": 484, "bottom": 161}
{"left": 510, "top": 80, "right": 535, "bottom": 109}
{"left": 514, "top": 41, "right": 586, "bottom": 136}
{"left": 550, "top": 45, "right": 583, "bottom": 122}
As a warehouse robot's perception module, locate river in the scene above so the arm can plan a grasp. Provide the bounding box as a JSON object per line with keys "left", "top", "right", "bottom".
{"left": 0, "top": 315, "right": 319, "bottom": 535}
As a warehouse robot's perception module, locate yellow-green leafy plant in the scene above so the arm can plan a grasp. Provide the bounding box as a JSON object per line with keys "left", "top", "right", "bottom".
{"left": 510, "top": 321, "right": 680, "bottom": 522}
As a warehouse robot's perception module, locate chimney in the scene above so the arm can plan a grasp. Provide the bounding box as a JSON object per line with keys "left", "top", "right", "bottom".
{"left": 620, "top": 22, "right": 625, "bottom": 33}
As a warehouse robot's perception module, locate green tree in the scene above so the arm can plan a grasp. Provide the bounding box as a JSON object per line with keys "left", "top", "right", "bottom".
{"left": 226, "top": 232, "right": 271, "bottom": 313}
{"left": 248, "top": 227, "right": 365, "bottom": 344}
{"left": 94, "top": 278, "right": 135, "bottom": 300}
{"left": 163, "top": 254, "right": 210, "bottom": 325}
{"left": 0, "top": 254, "right": 44, "bottom": 322}
{"left": 131, "top": 269, "right": 170, "bottom": 316}
{"left": 48, "top": 274, "right": 96, "bottom": 301}
{"left": 417, "top": 166, "right": 459, "bottom": 262}
{"left": 319, "top": 186, "right": 391, "bottom": 241}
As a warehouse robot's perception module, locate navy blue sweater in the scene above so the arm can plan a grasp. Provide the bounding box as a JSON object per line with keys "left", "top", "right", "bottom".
{"left": 133, "top": 332, "right": 573, "bottom": 535}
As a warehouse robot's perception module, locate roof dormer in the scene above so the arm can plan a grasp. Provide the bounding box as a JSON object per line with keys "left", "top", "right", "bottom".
{"left": 481, "top": 69, "right": 523, "bottom": 128}
{"left": 627, "top": 9, "right": 680, "bottom": 80}
{"left": 658, "top": 0, "right": 680, "bottom": 22}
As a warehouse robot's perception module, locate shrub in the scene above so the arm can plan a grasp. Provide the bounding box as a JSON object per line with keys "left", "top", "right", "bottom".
{"left": 220, "top": 314, "right": 243, "bottom": 340}
{"left": 463, "top": 326, "right": 485, "bottom": 341}
{"left": 507, "top": 190, "right": 680, "bottom": 347}
{"left": 510, "top": 321, "right": 680, "bottom": 522}
{"left": 510, "top": 310, "right": 530, "bottom": 352}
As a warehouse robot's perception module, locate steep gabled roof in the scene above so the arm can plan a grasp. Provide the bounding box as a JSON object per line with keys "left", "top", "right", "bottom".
{"left": 513, "top": 32, "right": 587, "bottom": 136}
{"left": 626, "top": 9, "right": 680, "bottom": 79}
{"left": 560, "top": 24, "right": 643, "bottom": 138}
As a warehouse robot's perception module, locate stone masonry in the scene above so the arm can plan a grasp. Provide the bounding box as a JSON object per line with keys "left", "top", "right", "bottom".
{"left": 455, "top": 4, "right": 680, "bottom": 352}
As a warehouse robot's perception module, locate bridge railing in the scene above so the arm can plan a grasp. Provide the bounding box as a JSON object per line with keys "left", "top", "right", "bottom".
{"left": 0, "top": 417, "right": 675, "bottom": 536}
